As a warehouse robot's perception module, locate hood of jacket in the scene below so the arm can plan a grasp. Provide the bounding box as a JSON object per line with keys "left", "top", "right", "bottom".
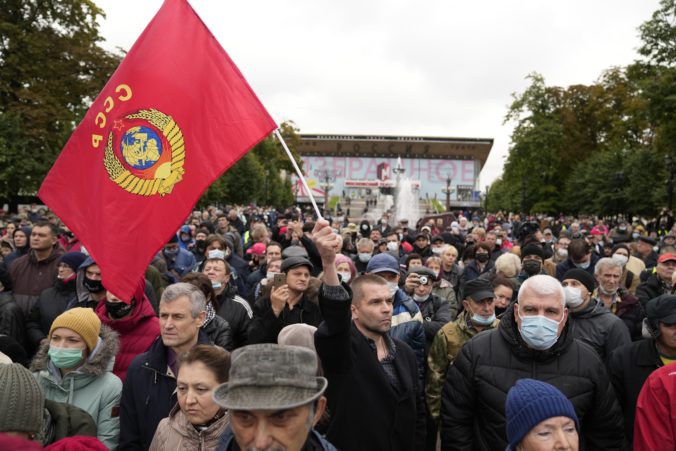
{"left": 498, "top": 304, "right": 574, "bottom": 362}
{"left": 164, "top": 403, "right": 229, "bottom": 445}
{"left": 31, "top": 324, "right": 119, "bottom": 386}
{"left": 95, "top": 291, "right": 156, "bottom": 334}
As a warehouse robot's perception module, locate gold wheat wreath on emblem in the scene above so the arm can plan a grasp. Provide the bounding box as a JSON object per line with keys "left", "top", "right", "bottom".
{"left": 103, "top": 109, "right": 185, "bottom": 196}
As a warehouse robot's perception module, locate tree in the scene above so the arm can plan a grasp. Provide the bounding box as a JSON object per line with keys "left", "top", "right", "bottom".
{"left": 0, "top": 0, "right": 121, "bottom": 210}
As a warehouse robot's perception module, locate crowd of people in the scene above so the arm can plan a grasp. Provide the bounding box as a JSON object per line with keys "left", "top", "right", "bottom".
{"left": 1, "top": 203, "right": 676, "bottom": 450}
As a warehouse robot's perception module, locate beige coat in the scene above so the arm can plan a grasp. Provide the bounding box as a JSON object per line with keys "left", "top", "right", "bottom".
{"left": 149, "top": 404, "right": 229, "bottom": 451}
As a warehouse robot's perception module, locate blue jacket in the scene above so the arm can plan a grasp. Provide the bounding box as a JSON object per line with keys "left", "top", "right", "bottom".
{"left": 391, "top": 288, "right": 426, "bottom": 384}
{"left": 118, "top": 331, "right": 211, "bottom": 451}
{"left": 216, "top": 425, "right": 337, "bottom": 451}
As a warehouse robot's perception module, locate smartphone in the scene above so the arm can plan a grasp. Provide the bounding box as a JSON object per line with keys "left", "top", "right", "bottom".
{"left": 273, "top": 273, "right": 287, "bottom": 289}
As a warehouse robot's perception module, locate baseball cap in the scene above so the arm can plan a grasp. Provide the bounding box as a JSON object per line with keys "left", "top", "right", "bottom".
{"left": 213, "top": 344, "right": 327, "bottom": 410}
{"left": 366, "top": 253, "right": 399, "bottom": 275}
{"left": 658, "top": 253, "right": 676, "bottom": 264}
{"left": 646, "top": 295, "right": 676, "bottom": 325}
{"left": 246, "top": 242, "right": 266, "bottom": 256}
{"left": 464, "top": 278, "right": 494, "bottom": 301}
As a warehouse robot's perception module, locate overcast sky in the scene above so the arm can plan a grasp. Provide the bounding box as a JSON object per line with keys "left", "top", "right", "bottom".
{"left": 94, "top": 0, "right": 661, "bottom": 189}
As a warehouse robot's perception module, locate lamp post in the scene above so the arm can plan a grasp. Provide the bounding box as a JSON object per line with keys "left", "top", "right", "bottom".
{"left": 441, "top": 175, "right": 453, "bottom": 212}
{"left": 315, "top": 169, "right": 341, "bottom": 216}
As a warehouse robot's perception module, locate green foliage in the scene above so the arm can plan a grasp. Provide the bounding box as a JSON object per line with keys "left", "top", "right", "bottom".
{"left": 491, "top": 0, "right": 676, "bottom": 216}
{"left": 0, "top": 0, "right": 121, "bottom": 206}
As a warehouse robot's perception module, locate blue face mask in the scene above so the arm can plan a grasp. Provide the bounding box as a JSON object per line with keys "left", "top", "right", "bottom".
{"left": 470, "top": 309, "right": 496, "bottom": 327}
{"left": 358, "top": 253, "right": 372, "bottom": 263}
{"left": 211, "top": 281, "right": 222, "bottom": 290}
{"left": 575, "top": 260, "right": 590, "bottom": 270}
{"left": 517, "top": 308, "right": 563, "bottom": 350}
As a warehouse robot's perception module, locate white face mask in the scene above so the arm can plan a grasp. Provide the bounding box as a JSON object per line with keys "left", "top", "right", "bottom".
{"left": 337, "top": 271, "right": 352, "bottom": 283}
{"left": 413, "top": 293, "right": 428, "bottom": 302}
{"left": 386, "top": 242, "right": 399, "bottom": 253}
{"left": 564, "top": 286, "right": 584, "bottom": 308}
{"left": 613, "top": 254, "right": 628, "bottom": 266}
{"left": 556, "top": 248, "right": 568, "bottom": 259}
{"left": 386, "top": 281, "right": 398, "bottom": 297}
{"left": 431, "top": 247, "right": 443, "bottom": 255}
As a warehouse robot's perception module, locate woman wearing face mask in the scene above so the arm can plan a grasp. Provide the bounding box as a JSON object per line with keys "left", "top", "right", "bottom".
{"left": 95, "top": 280, "right": 160, "bottom": 382}
{"left": 182, "top": 272, "right": 234, "bottom": 351}
{"left": 561, "top": 269, "right": 630, "bottom": 362}
{"left": 31, "top": 308, "right": 122, "bottom": 450}
{"left": 334, "top": 254, "right": 357, "bottom": 285}
{"left": 26, "top": 252, "right": 87, "bottom": 351}
{"left": 505, "top": 379, "right": 580, "bottom": 451}
{"left": 150, "top": 345, "right": 231, "bottom": 451}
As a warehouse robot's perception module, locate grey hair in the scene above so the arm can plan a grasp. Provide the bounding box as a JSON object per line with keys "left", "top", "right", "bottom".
{"left": 518, "top": 274, "right": 565, "bottom": 308}
{"left": 356, "top": 238, "right": 374, "bottom": 250}
{"left": 495, "top": 253, "right": 522, "bottom": 278}
{"left": 594, "top": 257, "right": 623, "bottom": 275}
{"left": 160, "top": 282, "right": 206, "bottom": 318}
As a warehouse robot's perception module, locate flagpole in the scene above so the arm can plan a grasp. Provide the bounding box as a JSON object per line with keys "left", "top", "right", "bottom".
{"left": 274, "top": 129, "right": 323, "bottom": 220}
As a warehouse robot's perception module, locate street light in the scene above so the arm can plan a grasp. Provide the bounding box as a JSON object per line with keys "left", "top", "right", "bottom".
{"left": 315, "top": 169, "right": 342, "bottom": 216}
{"left": 440, "top": 174, "right": 453, "bottom": 212}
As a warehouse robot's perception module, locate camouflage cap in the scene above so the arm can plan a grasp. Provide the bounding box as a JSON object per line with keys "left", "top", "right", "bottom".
{"left": 213, "top": 344, "right": 327, "bottom": 411}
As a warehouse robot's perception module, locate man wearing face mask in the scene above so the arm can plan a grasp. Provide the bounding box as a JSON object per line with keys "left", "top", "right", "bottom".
{"left": 426, "top": 278, "right": 498, "bottom": 424}
{"left": 517, "top": 243, "right": 546, "bottom": 282}
{"left": 562, "top": 268, "right": 630, "bottom": 362}
{"left": 74, "top": 258, "right": 108, "bottom": 308}
{"left": 384, "top": 231, "right": 404, "bottom": 260}
{"left": 407, "top": 267, "right": 451, "bottom": 350}
{"left": 544, "top": 236, "right": 570, "bottom": 277}
{"left": 155, "top": 235, "right": 197, "bottom": 284}
{"left": 367, "top": 252, "right": 427, "bottom": 383}
{"left": 555, "top": 238, "right": 599, "bottom": 282}
{"left": 352, "top": 237, "right": 374, "bottom": 275}
{"left": 636, "top": 236, "right": 659, "bottom": 270}
{"left": 440, "top": 274, "right": 624, "bottom": 450}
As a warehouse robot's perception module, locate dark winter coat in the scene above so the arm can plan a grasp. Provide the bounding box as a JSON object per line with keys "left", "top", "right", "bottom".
{"left": 202, "top": 313, "right": 234, "bottom": 351}
{"left": 555, "top": 253, "right": 600, "bottom": 282}
{"left": 416, "top": 293, "right": 451, "bottom": 347}
{"left": 391, "top": 288, "right": 427, "bottom": 383}
{"left": 439, "top": 307, "right": 624, "bottom": 451}
{"left": 118, "top": 331, "right": 211, "bottom": 451}
{"left": 314, "top": 283, "right": 426, "bottom": 451}
{"left": 215, "top": 285, "right": 252, "bottom": 349}
{"left": 569, "top": 298, "right": 631, "bottom": 361}
{"left": 0, "top": 291, "right": 25, "bottom": 347}
{"left": 26, "top": 279, "right": 78, "bottom": 348}
{"left": 608, "top": 338, "right": 662, "bottom": 448}
{"left": 248, "top": 291, "right": 322, "bottom": 345}
{"left": 41, "top": 399, "right": 98, "bottom": 446}
{"left": 10, "top": 247, "right": 64, "bottom": 315}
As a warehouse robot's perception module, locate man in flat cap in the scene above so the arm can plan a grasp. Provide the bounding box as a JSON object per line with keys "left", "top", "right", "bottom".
{"left": 248, "top": 256, "right": 321, "bottom": 344}
{"left": 636, "top": 236, "right": 659, "bottom": 270}
{"left": 609, "top": 294, "right": 676, "bottom": 448}
{"left": 214, "top": 344, "right": 336, "bottom": 451}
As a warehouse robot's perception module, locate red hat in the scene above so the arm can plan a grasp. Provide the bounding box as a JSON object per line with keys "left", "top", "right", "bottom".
{"left": 401, "top": 241, "right": 413, "bottom": 253}
{"left": 590, "top": 226, "right": 607, "bottom": 236}
{"left": 246, "top": 242, "right": 267, "bottom": 256}
{"left": 658, "top": 253, "right": 676, "bottom": 264}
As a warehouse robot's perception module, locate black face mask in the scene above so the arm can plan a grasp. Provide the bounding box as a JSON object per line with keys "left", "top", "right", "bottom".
{"left": 475, "top": 253, "right": 490, "bottom": 263}
{"left": 523, "top": 260, "right": 542, "bottom": 276}
{"left": 84, "top": 278, "right": 105, "bottom": 294}
{"left": 106, "top": 300, "right": 134, "bottom": 319}
{"left": 195, "top": 239, "right": 206, "bottom": 253}
{"left": 495, "top": 306, "right": 507, "bottom": 317}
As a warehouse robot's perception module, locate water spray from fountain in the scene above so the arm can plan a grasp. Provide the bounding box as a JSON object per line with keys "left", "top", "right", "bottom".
{"left": 392, "top": 157, "right": 420, "bottom": 225}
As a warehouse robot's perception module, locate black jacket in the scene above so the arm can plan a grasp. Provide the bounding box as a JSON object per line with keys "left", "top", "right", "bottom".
{"left": 439, "top": 308, "right": 624, "bottom": 451}
{"left": 119, "top": 331, "right": 211, "bottom": 450}
{"left": 26, "top": 280, "right": 78, "bottom": 348}
{"left": 555, "top": 253, "right": 600, "bottom": 281}
{"left": 215, "top": 285, "right": 252, "bottom": 349}
{"left": 417, "top": 293, "right": 451, "bottom": 347}
{"left": 314, "top": 283, "right": 426, "bottom": 451}
{"left": 202, "top": 313, "right": 234, "bottom": 351}
{"left": 569, "top": 298, "right": 631, "bottom": 362}
{"left": 248, "top": 292, "right": 322, "bottom": 344}
{"left": 608, "top": 338, "right": 662, "bottom": 448}
{"left": 0, "top": 292, "right": 25, "bottom": 347}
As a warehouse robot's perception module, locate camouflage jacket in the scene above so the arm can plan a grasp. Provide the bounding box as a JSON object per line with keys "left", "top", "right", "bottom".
{"left": 425, "top": 310, "right": 499, "bottom": 422}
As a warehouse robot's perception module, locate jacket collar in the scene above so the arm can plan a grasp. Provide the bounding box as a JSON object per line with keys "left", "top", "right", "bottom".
{"left": 144, "top": 330, "right": 211, "bottom": 373}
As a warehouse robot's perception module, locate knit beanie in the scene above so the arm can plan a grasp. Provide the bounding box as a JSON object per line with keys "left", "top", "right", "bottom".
{"left": 0, "top": 363, "right": 45, "bottom": 435}
{"left": 506, "top": 379, "right": 579, "bottom": 450}
{"left": 59, "top": 251, "right": 87, "bottom": 271}
{"left": 612, "top": 243, "right": 630, "bottom": 255}
{"left": 49, "top": 307, "right": 101, "bottom": 352}
{"left": 520, "top": 243, "right": 544, "bottom": 260}
{"left": 562, "top": 268, "right": 596, "bottom": 293}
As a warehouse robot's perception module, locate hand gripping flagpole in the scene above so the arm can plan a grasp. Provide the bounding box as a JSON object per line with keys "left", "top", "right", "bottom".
{"left": 274, "top": 129, "right": 323, "bottom": 220}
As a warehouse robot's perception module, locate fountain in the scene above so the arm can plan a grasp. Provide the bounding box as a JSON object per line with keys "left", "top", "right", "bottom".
{"left": 392, "top": 157, "right": 420, "bottom": 225}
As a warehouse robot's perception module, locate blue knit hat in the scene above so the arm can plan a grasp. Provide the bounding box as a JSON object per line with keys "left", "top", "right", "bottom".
{"left": 505, "top": 379, "right": 579, "bottom": 450}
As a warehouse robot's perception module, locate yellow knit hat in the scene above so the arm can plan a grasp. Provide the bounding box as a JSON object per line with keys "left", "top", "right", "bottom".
{"left": 49, "top": 307, "right": 101, "bottom": 352}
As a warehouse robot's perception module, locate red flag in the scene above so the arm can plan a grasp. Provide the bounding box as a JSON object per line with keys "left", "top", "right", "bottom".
{"left": 38, "top": 0, "right": 276, "bottom": 301}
